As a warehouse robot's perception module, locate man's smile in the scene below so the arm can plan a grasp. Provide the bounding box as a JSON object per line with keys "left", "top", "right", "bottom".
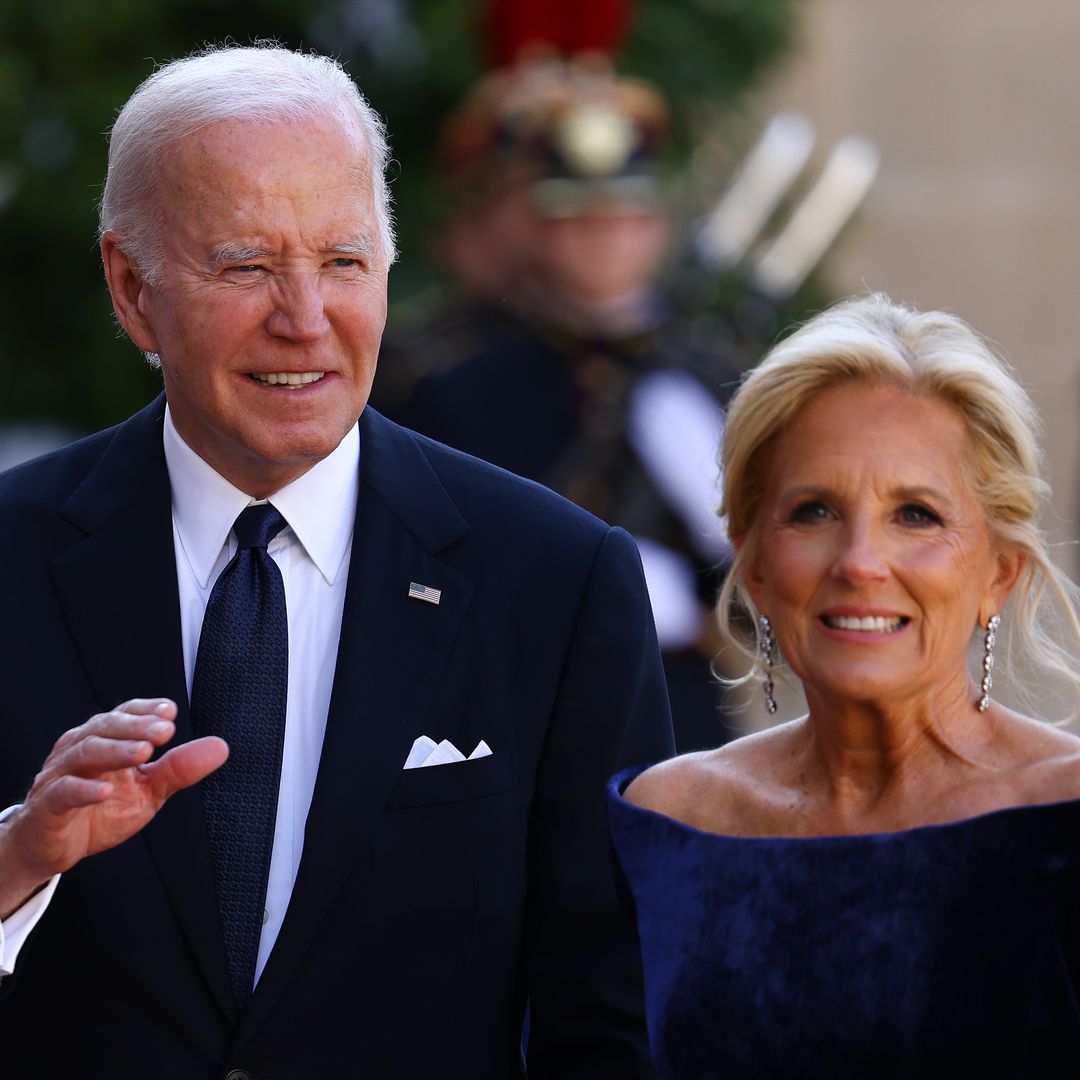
{"left": 249, "top": 371, "right": 326, "bottom": 388}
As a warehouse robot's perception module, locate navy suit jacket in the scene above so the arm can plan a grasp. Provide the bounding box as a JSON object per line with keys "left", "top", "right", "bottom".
{"left": 0, "top": 397, "right": 673, "bottom": 1079}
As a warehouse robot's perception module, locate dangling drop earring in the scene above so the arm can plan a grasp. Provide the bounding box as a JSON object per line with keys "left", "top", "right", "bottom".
{"left": 759, "top": 615, "right": 778, "bottom": 715}
{"left": 977, "top": 613, "right": 1000, "bottom": 712}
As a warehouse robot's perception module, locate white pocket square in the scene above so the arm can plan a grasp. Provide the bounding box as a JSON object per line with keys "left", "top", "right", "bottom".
{"left": 403, "top": 736, "right": 493, "bottom": 769}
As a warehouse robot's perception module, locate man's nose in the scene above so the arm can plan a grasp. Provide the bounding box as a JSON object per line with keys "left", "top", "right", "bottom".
{"left": 830, "top": 519, "right": 889, "bottom": 583}
{"left": 266, "top": 275, "right": 330, "bottom": 341}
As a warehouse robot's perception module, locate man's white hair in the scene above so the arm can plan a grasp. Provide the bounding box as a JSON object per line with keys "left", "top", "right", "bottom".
{"left": 99, "top": 43, "right": 397, "bottom": 284}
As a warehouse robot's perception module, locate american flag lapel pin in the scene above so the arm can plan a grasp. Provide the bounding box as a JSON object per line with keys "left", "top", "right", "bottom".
{"left": 408, "top": 581, "right": 442, "bottom": 606}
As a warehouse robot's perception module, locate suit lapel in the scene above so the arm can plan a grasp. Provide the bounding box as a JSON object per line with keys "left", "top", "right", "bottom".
{"left": 50, "top": 396, "right": 235, "bottom": 1021}
{"left": 245, "top": 409, "right": 474, "bottom": 1034}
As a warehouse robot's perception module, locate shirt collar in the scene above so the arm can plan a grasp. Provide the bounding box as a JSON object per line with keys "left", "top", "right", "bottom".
{"left": 163, "top": 406, "right": 360, "bottom": 588}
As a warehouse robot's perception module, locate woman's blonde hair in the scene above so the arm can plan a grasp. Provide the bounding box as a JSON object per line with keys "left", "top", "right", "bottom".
{"left": 717, "top": 292, "right": 1080, "bottom": 716}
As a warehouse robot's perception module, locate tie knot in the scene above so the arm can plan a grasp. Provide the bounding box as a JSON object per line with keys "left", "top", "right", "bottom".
{"left": 232, "top": 504, "right": 288, "bottom": 550}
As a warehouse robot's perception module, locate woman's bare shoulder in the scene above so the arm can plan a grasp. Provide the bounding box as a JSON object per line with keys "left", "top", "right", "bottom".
{"left": 991, "top": 709, "right": 1080, "bottom": 804}
{"left": 623, "top": 722, "right": 804, "bottom": 833}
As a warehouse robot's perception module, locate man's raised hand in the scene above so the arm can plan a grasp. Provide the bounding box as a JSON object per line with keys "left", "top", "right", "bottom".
{"left": 0, "top": 699, "right": 227, "bottom": 917}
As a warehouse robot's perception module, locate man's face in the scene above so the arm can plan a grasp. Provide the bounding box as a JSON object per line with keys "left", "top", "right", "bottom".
{"left": 531, "top": 207, "right": 669, "bottom": 305}
{"left": 108, "top": 113, "right": 388, "bottom": 496}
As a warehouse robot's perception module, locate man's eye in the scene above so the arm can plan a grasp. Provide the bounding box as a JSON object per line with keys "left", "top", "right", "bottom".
{"left": 329, "top": 257, "right": 360, "bottom": 269}
{"left": 230, "top": 264, "right": 263, "bottom": 273}
{"left": 790, "top": 500, "right": 831, "bottom": 524}
{"left": 898, "top": 503, "right": 942, "bottom": 527}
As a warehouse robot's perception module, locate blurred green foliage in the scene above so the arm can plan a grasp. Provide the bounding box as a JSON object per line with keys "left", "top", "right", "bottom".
{"left": 0, "top": 0, "right": 793, "bottom": 434}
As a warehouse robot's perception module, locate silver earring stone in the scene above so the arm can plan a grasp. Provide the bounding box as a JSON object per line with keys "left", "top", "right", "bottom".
{"left": 977, "top": 613, "right": 1000, "bottom": 712}
{"left": 759, "top": 615, "right": 777, "bottom": 715}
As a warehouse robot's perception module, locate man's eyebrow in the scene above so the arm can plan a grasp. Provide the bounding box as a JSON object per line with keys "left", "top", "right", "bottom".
{"left": 209, "top": 238, "right": 377, "bottom": 263}
{"left": 328, "top": 237, "right": 376, "bottom": 258}
{"left": 212, "top": 243, "right": 269, "bottom": 265}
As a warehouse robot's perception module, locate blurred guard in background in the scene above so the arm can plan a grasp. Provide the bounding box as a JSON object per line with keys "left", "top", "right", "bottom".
{"left": 376, "top": 0, "right": 741, "bottom": 751}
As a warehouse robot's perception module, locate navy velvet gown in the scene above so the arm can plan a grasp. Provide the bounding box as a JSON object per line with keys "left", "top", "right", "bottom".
{"left": 608, "top": 764, "right": 1080, "bottom": 1078}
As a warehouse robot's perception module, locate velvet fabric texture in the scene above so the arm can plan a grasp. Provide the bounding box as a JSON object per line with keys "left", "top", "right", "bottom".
{"left": 609, "top": 764, "right": 1080, "bottom": 1078}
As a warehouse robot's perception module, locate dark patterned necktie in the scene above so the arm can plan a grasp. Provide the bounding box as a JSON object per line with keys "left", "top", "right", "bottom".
{"left": 191, "top": 504, "right": 289, "bottom": 1011}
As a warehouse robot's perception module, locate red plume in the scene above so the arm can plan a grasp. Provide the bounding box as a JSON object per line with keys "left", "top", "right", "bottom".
{"left": 483, "top": 0, "right": 636, "bottom": 68}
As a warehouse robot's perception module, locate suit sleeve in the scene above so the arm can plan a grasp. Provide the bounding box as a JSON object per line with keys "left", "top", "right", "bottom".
{"left": 524, "top": 525, "right": 675, "bottom": 1078}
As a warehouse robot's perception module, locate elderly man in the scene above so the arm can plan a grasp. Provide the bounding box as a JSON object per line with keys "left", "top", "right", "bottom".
{"left": 0, "top": 46, "right": 672, "bottom": 1078}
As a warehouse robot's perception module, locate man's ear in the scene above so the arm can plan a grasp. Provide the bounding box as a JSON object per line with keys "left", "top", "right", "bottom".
{"left": 101, "top": 232, "right": 161, "bottom": 355}
{"left": 980, "top": 544, "right": 1027, "bottom": 626}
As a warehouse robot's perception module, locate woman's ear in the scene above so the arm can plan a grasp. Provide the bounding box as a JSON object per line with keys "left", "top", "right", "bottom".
{"left": 733, "top": 532, "right": 765, "bottom": 611}
{"left": 979, "top": 544, "right": 1026, "bottom": 626}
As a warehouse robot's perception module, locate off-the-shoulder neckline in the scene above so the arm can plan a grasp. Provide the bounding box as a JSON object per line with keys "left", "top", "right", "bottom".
{"left": 609, "top": 763, "right": 1080, "bottom": 847}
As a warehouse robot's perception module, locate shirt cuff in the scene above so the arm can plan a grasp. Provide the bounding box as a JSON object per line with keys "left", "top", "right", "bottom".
{"left": 0, "top": 805, "right": 61, "bottom": 978}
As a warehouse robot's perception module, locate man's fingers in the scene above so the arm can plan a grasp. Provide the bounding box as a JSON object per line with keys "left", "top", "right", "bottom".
{"left": 38, "top": 774, "right": 114, "bottom": 812}
{"left": 57, "top": 733, "right": 158, "bottom": 777}
{"left": 113, "top": 698, "right": 178, "bottom": 720}
{"left": 143, "top": 736, "right": 229, "bottom": 797}
{"left": 83, "top": 701, "right": 178, "bottom": 742}
{"left": 45, "top": 707, "right": 179, "bottom": 768}
{"left": 40, "top": 724, "right": 174, "bottom": 784}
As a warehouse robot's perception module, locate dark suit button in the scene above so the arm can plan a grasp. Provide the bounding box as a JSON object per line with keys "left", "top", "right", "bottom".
{"left": 225, "top": 1071, "right": 252, "bottom": 1080}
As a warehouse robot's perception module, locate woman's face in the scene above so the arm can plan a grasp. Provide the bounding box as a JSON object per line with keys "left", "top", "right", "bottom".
{"left": 743, "top": 381, "right": 1021, "bottom": 712}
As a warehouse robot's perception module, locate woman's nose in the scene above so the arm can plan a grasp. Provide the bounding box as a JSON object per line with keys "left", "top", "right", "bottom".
{"left": 830, "top": 519, "right": 889, "bottom": 583}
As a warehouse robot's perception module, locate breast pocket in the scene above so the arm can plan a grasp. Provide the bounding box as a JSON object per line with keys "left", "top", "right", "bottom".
{"left": 387, "top": 748, "right": 518, "bottom": 808}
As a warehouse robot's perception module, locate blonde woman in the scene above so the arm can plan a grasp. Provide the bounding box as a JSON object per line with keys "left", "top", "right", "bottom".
{"left": 609, "top": 294, "right": 1080, "bottom": 1078}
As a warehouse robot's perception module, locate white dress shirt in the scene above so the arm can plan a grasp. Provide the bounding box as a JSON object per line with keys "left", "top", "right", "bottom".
{"left": 0, "top": 406, "right": 360, "bottom": 985}
{"left": 0, "top": 807, "right": 60, "bottom": 976}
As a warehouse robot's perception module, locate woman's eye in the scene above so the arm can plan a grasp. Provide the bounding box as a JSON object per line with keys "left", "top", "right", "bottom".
{"left": 898, "top": 503, "right": 942, "bottom": 527}
{"left": 790, "top": 500, "right": 831, "bottom": 524}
